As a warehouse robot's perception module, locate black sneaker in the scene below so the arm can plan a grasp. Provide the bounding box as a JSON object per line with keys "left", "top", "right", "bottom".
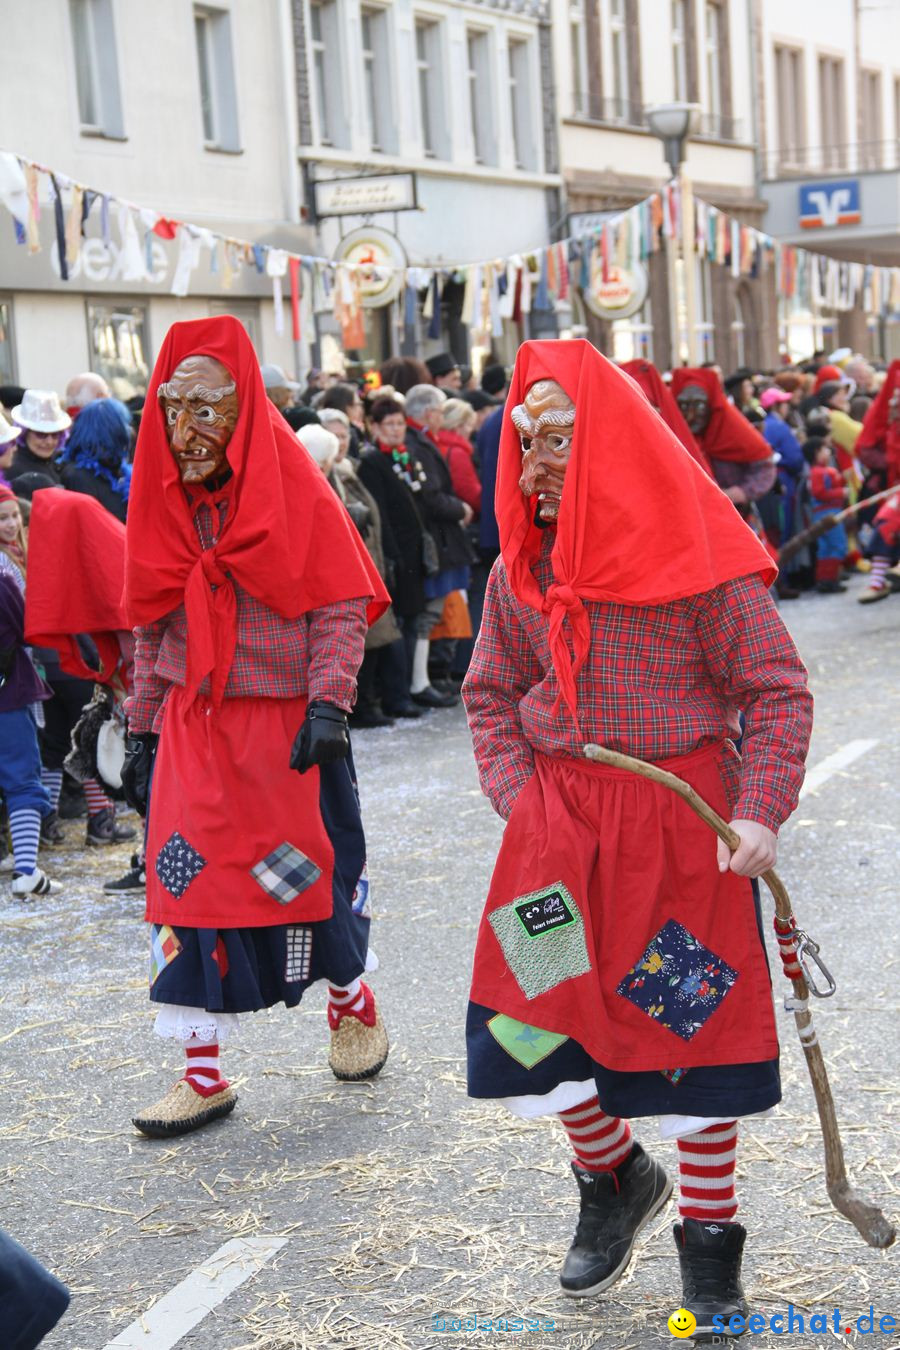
{"left": 560, "top": 1142, "right": 673, "bottom": 1297}
{"left": 382, "top": 703, "right": 424, "bottom": 720}
{"left": 410, "top": 685, "right": 459, "bottom": 709}
{"left": 40, "top": 810, "right": 67, "bottom": 846}
{"left": 86, "top": 808, "right": 138, "bottom": 847}
{"left": 103, "top": 853, "right": 147, "bottom": 893}
{"left": 674, "top": 1218, "right": 749, "bottom": 1336}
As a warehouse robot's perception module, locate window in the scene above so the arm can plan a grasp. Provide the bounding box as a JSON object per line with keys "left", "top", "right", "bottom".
{"left": 361, "top": 7, "right": 394, "bottom": 154}
{"left": 69, "top": 0, "right": 124, "bottom": 137}
{"left": 774, "top": 45, "right": 805, "bottom": 168}
{"left": 467, "top": 30, "right": 495, "bottom": 166}
{"left": 508, "top": 38, "right": 535, "bottom": 170}
{"left": 86, "top": 302, "right": 150, "bottom": 400}
{"left": 672, "top": 0, "right": 688, "bottom": 101}
{"left": 610, "top": 0, "right": 628, "bottom": 116}
{"left": 0, "top": 300, "right": 16, "bottom": 385}
{"left": 415, "top": 18, "right": 446, "bottom": 158}
{"left": 194, "top": 7, "right": 240, "bottom": 151}
{"left": 705, "top": 1, "right": 722, "bottom": 118}
{"left": 309, "top": 0, "right": 348, "bottom": 148}
{"left": 570, "top": 2, "right": 588, "bottom": 116}
{"left": 818, "top": 55, "right": 846, "bottom": 170}
{"left": 860, "top": 68, "right": 882, "bottom": 169}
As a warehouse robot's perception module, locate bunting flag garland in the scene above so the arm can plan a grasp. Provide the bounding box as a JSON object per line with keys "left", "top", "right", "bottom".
{"left": 1, "top": 147, "right": 899, "bottom": 338}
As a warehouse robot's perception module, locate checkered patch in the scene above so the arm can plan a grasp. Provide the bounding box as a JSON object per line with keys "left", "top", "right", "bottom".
{"left": 250, "top": 842, "right": 322, "bottom": 905}
{"left": 149, "top": 924, "right": 183, "bottom": 986}
{"left": 155, "top": 833, "right": 207, "bottom": 899}
{"left": 352, "top": 864, "right": 371, "bottom": 918}
{"left": 285, "top": 926, "right": 313, "bottom": 982}
{"left": 616, "top": 919, "right": 739, "bottom": 1041}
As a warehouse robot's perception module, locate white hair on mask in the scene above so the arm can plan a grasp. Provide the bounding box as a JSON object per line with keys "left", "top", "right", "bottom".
{"left": 298, "top": 424, "right": 339, "bottom": 467}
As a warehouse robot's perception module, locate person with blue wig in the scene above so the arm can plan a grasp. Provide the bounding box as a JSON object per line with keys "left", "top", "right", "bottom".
{"left": 60, "top": 398, "right": 133, "bottom": 522}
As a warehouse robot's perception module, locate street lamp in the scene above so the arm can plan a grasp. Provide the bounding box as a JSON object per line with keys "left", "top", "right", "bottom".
{"left": 645, "top": 103, "right": 700, "bottom": 368}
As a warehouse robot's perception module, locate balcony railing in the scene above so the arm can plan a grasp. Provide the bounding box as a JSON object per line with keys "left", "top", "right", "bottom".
{"left": 569, "top": 97, "right": 743, "bottom": 142}
{"left": 763, "top": 139, "right": 900, "bottom": 179}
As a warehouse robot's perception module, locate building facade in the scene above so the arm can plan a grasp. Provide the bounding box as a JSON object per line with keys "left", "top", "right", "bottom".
{"left": 290, "top": 0, "right": 562, "bottom": 369}
{"left": 0, "top": 0, "right": 312, "bottom": 395}
{"left": 756, "top": 0, "right": 900, "bottom": 359}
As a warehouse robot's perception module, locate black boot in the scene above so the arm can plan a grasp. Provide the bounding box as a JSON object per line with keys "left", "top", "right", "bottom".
{"left": 86, "top": 808, "right": 138, "bottom": 847}
{"left": 560, "top": 1142, "right": 673, "bottom": 1297}
{"left": 674, "top": 1218, "right": 749, "bottom": 1336}
{"left": 40, "top": 810, "right": 67, "bottom": 846}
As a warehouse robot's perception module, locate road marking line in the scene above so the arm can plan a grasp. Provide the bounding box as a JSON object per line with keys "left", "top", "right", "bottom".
{"left": 101, "top": 1235, "right": 287, "bottom": 1350}
{"left": 798, "top": 738, "right": 879, "bottom": 800}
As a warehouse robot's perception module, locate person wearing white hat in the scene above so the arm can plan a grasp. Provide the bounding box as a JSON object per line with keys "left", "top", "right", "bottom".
{"left": 0, "top": 408, "right": 19, "bottom": 486}
{"left": 8, "top": 390, "right": 71, "bottom": 488}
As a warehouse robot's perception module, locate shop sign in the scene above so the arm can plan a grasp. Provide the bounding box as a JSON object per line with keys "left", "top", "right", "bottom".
{"left": 799, "top": 180, "right": 861, "bottom": 229}
{"left": 314, "top": 173, "right": 418, "bottom": 218}
{"left": 582, "top": 260, "right": 649, "bottom": 320}
{"left": 332, "top": 226, "right": 407, "bottom": 308}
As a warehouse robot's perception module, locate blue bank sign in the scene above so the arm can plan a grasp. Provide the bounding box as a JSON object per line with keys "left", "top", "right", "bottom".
{"left": 799, "top": 179, "right": 862, "bottom": 230}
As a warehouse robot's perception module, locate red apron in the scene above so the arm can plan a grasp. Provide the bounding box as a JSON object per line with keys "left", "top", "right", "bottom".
{"left": 146, "top": 689, "right": 334, "bottom": 929}
{"left": 469, "top": 745, "right": 778, "bottom": 1073}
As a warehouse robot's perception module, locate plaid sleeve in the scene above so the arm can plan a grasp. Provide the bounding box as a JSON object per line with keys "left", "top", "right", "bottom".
{"left": 306, "top": 598, "right": 368, "bottom": 712}
{"left": 462, "top": 561, "right": 543, "bottom": 819}
{"left": 695, "top": 574, "right": 813, "bottom": 832}
{"left": 125, "top": 621, "right": 170, "bottom": 734}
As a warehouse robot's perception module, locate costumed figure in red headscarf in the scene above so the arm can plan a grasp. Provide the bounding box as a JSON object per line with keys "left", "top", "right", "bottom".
{"left": 856, "top": 359, "right": 900, "bottom": 500}
{"left": 671, "top": 368, "right": 777, "bottom": 556}
{"left": 463, "top": 341, "right": 813, "bottom": 1332}
{"left": 619, "top": 359, "right": 712, "bottom": 475}
{"left": 123, "top": 317, "right": 390, "bottom": 1139}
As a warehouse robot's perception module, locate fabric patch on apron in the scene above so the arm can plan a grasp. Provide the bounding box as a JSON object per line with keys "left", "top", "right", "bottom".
{"left": 616, "top": 918, "right": 738, "bottom": 1042}
{"left": 149, "top": 924, "right": 183, "bottom": 986}
{"left": 250, "top": 843, "right": 322, "bottom": 905}
{"left": 487, "top": 1014, "right": 568, "bottom": 1069}
{"left": 156, "top": 833, "right": 207, "bottom": 899}
{"left": 285, "top": 926, "right": 313, "bottom": 982}
{"left": 352, "top": 864, "right": 371, "bottom": 918}
{"left": 488, "top": 882, "right": 591, "bottom": 1001}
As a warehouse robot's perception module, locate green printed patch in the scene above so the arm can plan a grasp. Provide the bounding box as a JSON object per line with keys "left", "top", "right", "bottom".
{"left": 489, "top": 881, "right": 591, "bottom": 1000}
{"left": 487, "top": 1014, "right": 568, "bottom": 1069}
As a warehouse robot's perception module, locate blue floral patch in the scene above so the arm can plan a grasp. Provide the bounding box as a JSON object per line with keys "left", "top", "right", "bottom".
{"left": 616, "top": 919, "right": 738, "bottom": 1041}
{"left": 155, "top": 832, "right": 207, "bottom": 899}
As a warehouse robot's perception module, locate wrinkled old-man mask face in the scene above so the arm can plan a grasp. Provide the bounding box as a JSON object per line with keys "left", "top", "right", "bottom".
{"left": 158, "top": 354, "right": 239, "bottom": 485}
{"left": 512, "top": 379, "right": 575, "bottom": 522}
{"left": 676, "top": 383, "right": 712, "bottom": 437}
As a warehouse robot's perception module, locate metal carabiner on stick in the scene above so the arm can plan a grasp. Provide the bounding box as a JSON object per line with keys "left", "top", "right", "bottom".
{"left": 795, "top": 932, "right": 837, "bottom": 999}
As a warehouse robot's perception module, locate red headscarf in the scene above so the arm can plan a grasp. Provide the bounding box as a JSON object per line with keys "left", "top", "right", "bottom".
{"left": 25, "top": 488, "right": 127, "bottom": 682}
{"left": 857, "top": 359, "right": 900, "bottom": 487}
{"left": 619, "top": 359, "right": 712, "bottom": 474}
{"left": 497, "top": 341, "right": 776, "bottom": 722}
{"left": 670, "top": 368, "right": 772, "bottom": 464}
{"left": 814, "top": 364, "right": 844, "bottom": 391}
{"left": 125, "top": 317, "right": 388, "bottom": 704}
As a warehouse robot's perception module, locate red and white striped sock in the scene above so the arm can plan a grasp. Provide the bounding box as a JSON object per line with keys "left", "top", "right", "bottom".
{"left": 558, "top": 1095, "right": 634, "bottom": 1173}
{"left": 327, "top": 978, "right": 375, "bottom": 1029}
{"left": 84, "top": 779, "right": 113, "bottom": 815}
{"left": 182, "top": 1037, "right": 229, "bottom": 1097}
{"left": 677, "top": 1121, "right": 738, "bottom": 1222}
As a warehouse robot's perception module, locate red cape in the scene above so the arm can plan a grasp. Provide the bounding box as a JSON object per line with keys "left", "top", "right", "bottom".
{"left": 858, "top": 359, "right": 900, "bottom": 487}
{"left": 25, "top": 488, "right": 127, "bottom": 683}
{"left": 670, "top": 368, "right": 772, "bottom": 464}
{"left": 497, "top": 340, "right": 776, "bottom": 721}
{"left": 619, "top": 359, "right": 712, "bottom": 474}
{"left": 125, "top": 317, "right": 388, "bottom": 704}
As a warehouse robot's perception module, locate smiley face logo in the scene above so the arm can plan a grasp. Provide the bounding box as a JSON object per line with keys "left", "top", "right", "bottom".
{"left": 668, "top": 1307, "right": 697, "bottom": 1338}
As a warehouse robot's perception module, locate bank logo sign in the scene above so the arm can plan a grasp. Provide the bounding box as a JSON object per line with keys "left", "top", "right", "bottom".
{"left": 799, "top": 180, "right": 861, "bottom": 229}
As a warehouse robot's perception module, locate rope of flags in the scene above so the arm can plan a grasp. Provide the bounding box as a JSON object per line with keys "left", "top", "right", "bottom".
{"left": 2, "top": 150, "right": 898, "bottom": 352}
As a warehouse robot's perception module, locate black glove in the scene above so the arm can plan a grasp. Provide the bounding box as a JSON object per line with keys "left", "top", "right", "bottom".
{"left": 121, "top": 732, "right": 158, "bottom": 816}
{"left": 290, "top": 701, "right": 349, "bottom": 775}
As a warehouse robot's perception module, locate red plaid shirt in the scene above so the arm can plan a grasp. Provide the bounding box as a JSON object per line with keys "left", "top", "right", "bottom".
{"left": 462, "top": 537, "right": 813, "bottom": 831}
{"left": 127, "top": 499, "right": 367, "bottom": 733}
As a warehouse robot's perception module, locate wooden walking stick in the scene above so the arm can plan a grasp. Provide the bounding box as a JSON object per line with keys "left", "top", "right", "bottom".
{"left": 584, "top": 741, "right": 896, "bottom": 1250}
{"left": 778, "top": 483, "right": 898, "bottom": 567}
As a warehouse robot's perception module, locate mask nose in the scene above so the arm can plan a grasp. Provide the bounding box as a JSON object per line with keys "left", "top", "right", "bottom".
{"left": 170, "top": 410, "right": 195, "bottom": 453}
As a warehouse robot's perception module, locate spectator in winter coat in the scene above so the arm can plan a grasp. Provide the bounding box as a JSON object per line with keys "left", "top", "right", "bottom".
{"left": 8, "top": 390, "right": 71, "bottom": 488}
{"left": 59, "top": 398, "right": 132, "bottom": 522}
{"left": 437, "top": 398, "right": 481, "bottom": 514}
{"left": 760, "top": 386, "right": 806, "bottom": 542}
